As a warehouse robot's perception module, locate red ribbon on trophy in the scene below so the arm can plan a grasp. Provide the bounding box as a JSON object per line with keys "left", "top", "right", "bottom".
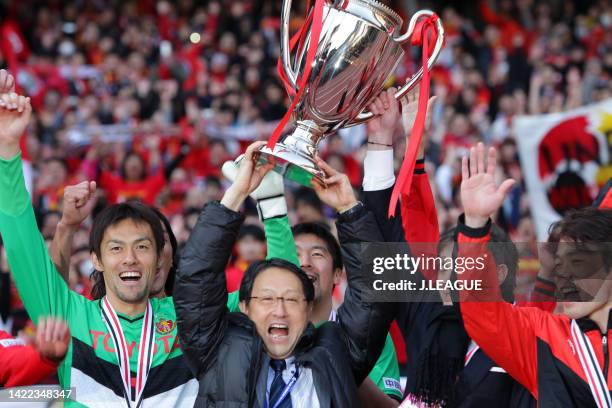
{"left": 388, "top": 14, "right": 438, "bottom": 217}
{"left": 268, "top": 0, "right": 325, "bottom": 150}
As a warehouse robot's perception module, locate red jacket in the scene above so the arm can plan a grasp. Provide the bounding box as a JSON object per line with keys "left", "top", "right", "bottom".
{"left": 0, "top": 331, "right": 58, "bottom": 387}
{"left": 457, "top": 219, "right": 611, "bottom": 406}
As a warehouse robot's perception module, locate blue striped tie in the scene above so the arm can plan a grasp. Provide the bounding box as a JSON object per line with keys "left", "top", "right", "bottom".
{"left": 269, "top": 359, "right": 292, "bottom": 408}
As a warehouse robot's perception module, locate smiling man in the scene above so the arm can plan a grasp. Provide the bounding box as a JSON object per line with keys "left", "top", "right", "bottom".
{"left": 0, "top": 83, "right": 198, "bottom": 406}
{"left": 457, "top": 143, "right": 612, "bottom": 407}
{"left": 221, "top": 155, "right": 402, "bottom": 406}
{"left": 292, "top": 222, "right": 403, "bottom": 405}
{"left": 174, "top": 142, "right": 396, "bottom": 407}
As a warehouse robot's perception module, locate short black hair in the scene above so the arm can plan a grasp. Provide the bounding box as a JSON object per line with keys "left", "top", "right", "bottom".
{"left": 553, "top": 207, "right": 612, "bottom": 243}
{"left": 238, "top": 224, "right": 265, "bottom": 242}
{"left": 439, "top": 223, "right": 518, "bottom": 303}
{"left": 238, "top": 258, "right": 314, "bottom": 304}
{"left": 292, "top": 222, "right": 343, "bottom": 271}
{"left": 89, "top": 201, "right": 164, "bottom": 260}
{"left": 294, "top": 187, "right": 323, "bottom": 213}
{"left": 90, "top": 203, "right": 168, "bottom": 299}
{"left": 89, "top": 201, "right": 165, "bottom": 298}
{"left": 552, "top": 207, "right": 612, "bottom": 268}
{"left": 205, "top": 176, "right": 222, "bottom": 190}
{"left": 150, "top": 207, "right": 178, "bottom": 296}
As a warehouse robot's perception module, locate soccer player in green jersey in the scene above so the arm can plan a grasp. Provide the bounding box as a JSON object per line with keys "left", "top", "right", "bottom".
{"left": 0, "top": 73, "right": 304, "bottom": 407}
{"left": 0, "top": 83, "right": 199, "bottom": 407}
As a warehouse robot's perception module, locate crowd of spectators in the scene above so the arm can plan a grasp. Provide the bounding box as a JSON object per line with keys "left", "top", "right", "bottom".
{"left": 0, "top": 0, "right": 611, "bottom": 353}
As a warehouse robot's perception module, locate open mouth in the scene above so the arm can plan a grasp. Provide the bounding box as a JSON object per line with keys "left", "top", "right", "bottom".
{"left": 268, "top": 324, "right": 289, "bottom": 339}
{"left": 119, "top": 271, "right": 142, "bottom": 282}
{"left": 306, "top": 274, "right": 318, "bottom": 284}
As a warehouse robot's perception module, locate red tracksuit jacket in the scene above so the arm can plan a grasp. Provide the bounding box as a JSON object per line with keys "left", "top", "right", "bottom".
{"left": 0, "top": 330, "right": 58, "bottom": 387}
{"left": 457, "top": 219, "right": 611, "bottom": 407}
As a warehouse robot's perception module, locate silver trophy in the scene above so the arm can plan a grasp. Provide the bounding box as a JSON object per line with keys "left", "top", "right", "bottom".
{"left": 257, "top": 0, "right": 445, "bottom": 186}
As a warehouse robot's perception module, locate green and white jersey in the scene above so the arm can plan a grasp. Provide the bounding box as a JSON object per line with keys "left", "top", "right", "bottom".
{"left": 0, "top": 154, "right": 297, "bottom": 407}
{"left": 0, "top": 154, "right": 198, "bottom": 407}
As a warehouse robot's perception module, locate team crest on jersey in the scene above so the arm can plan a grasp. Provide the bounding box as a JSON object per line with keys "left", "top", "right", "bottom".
{"left": 155, "top": 319, "right": 175, "bottom": 334}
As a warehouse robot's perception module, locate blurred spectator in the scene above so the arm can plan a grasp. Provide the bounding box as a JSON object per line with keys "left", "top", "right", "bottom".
{"left": 225, "top": 224, "right": 266, "bottom": 292}
{"left": 294, "top": 186, "right": 326, "bottom": 224}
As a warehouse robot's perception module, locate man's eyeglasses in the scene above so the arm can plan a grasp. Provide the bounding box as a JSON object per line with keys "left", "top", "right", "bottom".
{"left": 249, "top": 296, "right": 307, "bottom": 309}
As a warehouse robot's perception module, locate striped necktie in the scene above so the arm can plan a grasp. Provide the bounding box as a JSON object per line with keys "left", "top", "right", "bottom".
{"left": 269, "top": 359, "right": 292, "bottom": 408}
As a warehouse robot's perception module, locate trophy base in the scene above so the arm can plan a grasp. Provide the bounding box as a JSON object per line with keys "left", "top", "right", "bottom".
{"left": 257, "top": 144, "right": 325, "bottom": 188}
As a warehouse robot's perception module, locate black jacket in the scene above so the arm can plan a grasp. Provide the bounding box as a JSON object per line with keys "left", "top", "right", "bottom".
{"left": 174, "top": 201, "right": 395, "bottom": 407}
{"left": 363, "top": 186, "right": 536, "bottom": 408}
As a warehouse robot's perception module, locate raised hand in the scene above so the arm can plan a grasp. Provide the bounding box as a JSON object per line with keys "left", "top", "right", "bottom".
{"left": 220, "top": 141, "right": 274, "bottom": 211}
{"left": 366, "top": 87, "right": 399, "bottom": 148}
{"left": 222, "top": 157, "right": 286, "bottom": 221}
{"left": 35, "top": 317, "right": 71, "bottom": 363}
{"left": 61, "top": 181, "right": 98, "bottom": 228}
{"left": 0, "top": 92, "right": 32, "bottom": 159}
{"left": 461, "top": 142, "right": 515, "bottom": 228}
{"left": 311, "top": 157, "right": 358, "bottom": 213}
{"left": 0, "top": 70, "right": 16, "bottom": 94}
{"left": 400, "top": 86, "right": 436, "bottom": 159}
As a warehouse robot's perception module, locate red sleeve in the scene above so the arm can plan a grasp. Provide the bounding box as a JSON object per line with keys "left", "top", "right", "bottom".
{"left": 457, "top": 219, "right": 540, "bottom": 399}
{"left": 0, "top": 331, "right": 58, "bottom": 387}
{"left": 400, "top": 161, "right": 439, "bottom": 244}
{"left": 401, "top": 161, "right": 439, "bottom": 279}
{"left": 595, "top": 179, "right": 612, "bottom": 209}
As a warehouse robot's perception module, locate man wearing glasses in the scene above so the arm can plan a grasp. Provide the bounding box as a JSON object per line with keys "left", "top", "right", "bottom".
{"left": 174, "top": 141, "right": 395, "bottom": 407}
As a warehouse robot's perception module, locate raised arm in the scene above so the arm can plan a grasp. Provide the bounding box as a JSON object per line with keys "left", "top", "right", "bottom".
{"left": 0, "top": 88, "right": 75, "bottom": 321}
{"left": 364, "top": 87, "right": 439, "bottom": 245}
{"left": 175, "top": 141, "right": 273, "bottom": 376}
{"left": 312, "top": 158, "right": 395, "bottom": 385}
{"left": 221, "top": 157, "right": 299, "bottom": 314}
{"left": 458, "top": 143, "right": 539, "bottom": 397}
{"left": 50, "top": 181, "right": 97, "bottom": 282}
{"left": 222, "top": 158, "right": 299, "bottom": 266}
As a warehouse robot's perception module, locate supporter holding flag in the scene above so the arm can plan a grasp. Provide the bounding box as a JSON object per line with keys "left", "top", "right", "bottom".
{"left": 457, "top": 142, "right": 612, "bottom": 407}
{"left": 1, "top": 317, "right": 69, "bottom": 387}
{"left": 174, "top": 141, "right": 396, "bottom": 407}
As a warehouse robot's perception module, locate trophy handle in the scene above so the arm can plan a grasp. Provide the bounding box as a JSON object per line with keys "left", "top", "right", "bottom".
{"left": 347, "top": 10, "right": 445, "bottom": 126}
{"left": 280, "top": 0, "right": 299, "bottom": 92}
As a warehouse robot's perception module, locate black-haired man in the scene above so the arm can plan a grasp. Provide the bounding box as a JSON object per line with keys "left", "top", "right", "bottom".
{"left": 174, "top": 142, "right": 395, "bottom": 407}
{"left": 0, "top": 85, "right": 199, "bottom": 406}
{"left": 458, "top": 143, "right": 612, "bottom": 407}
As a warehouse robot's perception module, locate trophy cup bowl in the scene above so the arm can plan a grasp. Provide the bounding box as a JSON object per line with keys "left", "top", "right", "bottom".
{"left": 257, "top": 0, "right": 445, "bottom": 186}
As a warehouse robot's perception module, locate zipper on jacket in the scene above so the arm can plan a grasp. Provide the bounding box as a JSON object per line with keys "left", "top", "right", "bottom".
{"left": 603, "top": 334, "right": 609, "bottom": 380}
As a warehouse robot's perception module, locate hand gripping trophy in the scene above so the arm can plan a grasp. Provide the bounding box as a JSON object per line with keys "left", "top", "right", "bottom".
{"left": 255, "top": 0, "right": 444, "bottom": 202}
